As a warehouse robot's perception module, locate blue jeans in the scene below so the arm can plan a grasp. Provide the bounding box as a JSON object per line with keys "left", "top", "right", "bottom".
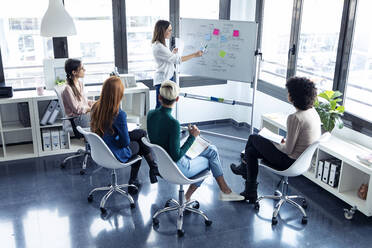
{"left": 176, "top": 145, "right": 224, "bottom": 187}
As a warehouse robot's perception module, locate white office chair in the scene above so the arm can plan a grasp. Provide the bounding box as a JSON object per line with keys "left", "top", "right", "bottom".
{"left": 141, "top": 137, "right": 212, "bottom": 237}
{"left": 255, "top": 132, "right": 331, "bottom": 225}
{"left": 54, "top": 85, "right": 91, "bottom": 175}
{"left": 77, "top": 126, "right": 142, "bottom": 214}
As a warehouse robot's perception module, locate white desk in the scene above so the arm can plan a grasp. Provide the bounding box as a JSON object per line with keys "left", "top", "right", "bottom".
{"left": 0, "top": 83, "right": 149, "bottom": 161}
{"left": 261, "top": 113, "right": 372, "bottom": 219}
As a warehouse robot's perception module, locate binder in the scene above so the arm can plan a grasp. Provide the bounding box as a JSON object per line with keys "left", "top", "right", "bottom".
{"left": 51, "top": 128, "right": 60, "bottom": 150}
{"left": 40, "top": 100, "right": 57, "bottom": 125}
{"left": 317, "top": 160, "right": 324, "bottom": 179}
{"left": 322, "top": 160, "right": 331, "bottom": 183}
{"left": 17, "top": 102, "right": 31, "bottom": 127}
{"left": 59, "top": 129, "right": 68, "bottom": 149}
{"left": 328, "top": 160, "right": 341, "bottom": 187}
{"left": 47, "top": 103, "right": 61, "bottom": 125}
{"left": 42, "top": 129, "right": 52, "bottom": 151}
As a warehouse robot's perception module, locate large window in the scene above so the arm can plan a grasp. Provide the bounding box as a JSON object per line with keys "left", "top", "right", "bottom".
{"left": 0, "top": 0, "right": 53, "bottom": 89}
{"left": 65, "top": 0, "right": 114, "bottom": 85}
{"left": 296, "top": 0, "right": 343, "bottom": 91}
{"left": 259, "top": 0, "right": 293, "bottom": 88}
{"left": 257, "top": 0, "right": 372, "bottom": 134}
{"left": 126, "top": 0, "right": 169, "bottom": 80}
{"left": 344, "top": 0, "right": 372, "bottom": 123}
{"left": 180, "top": 0, "right": 219, "bottom": 19}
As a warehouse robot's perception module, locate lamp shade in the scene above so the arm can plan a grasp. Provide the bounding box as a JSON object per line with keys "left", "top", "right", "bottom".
{"left": 40, "top": 0, "right": 77, "bottom": 37}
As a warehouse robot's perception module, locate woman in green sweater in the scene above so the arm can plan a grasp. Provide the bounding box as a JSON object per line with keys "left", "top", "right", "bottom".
{"left": 147, "top": 81, "right": 244, "bottom": 202}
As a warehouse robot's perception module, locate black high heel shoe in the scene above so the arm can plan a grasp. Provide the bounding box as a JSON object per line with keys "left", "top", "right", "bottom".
{"left": 149, "top": 167, "right": 161, "bottom": 184}
{"left": 128, "top": 178, "right": 141, "bottom": 195}
{"left": 230, "top": 163, "right": 247, "bottom": 179}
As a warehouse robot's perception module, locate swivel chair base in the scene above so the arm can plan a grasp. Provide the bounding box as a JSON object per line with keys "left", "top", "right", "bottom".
{"left": 61, "top": 143, "right": 91, "bottom": 175}
{"left": 255, "top": 176, "right": 308, "bottom": 225}
{"left": 87, "top": 169, "right": 138, "bottom": 214}
{"left": 152, "top": 185, "right": 212, "bottom": 237}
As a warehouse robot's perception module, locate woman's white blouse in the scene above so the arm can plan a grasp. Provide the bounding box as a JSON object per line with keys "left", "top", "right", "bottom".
{"left": 152, "top": 41, "right": 181, "bottom": 86}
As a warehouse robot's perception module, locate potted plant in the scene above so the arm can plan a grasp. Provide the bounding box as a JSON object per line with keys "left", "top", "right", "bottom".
{"left": 314, "top": 90, "right": 345, "bottom": 132}
{"left": 55, "top": 77, "right": 65, "bottom": 86}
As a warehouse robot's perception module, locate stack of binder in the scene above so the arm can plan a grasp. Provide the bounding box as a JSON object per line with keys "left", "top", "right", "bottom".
{"left": 42, "top": 127, "right": 69, "bottom": 151}
{"left": 317, "top": 158, "right": 341, "bottom": 187}
{"left": 40, "top": 100, "right": 61, "bottom": 125}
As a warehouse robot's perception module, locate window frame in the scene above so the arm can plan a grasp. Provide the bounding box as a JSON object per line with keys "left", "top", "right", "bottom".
{"left": 256, "top": 0, "right": 372, "bottom": 136}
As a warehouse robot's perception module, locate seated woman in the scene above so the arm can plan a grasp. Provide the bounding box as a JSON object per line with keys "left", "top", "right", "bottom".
{"left": 90, "top": 76, "right": 160, "bottom": 189}
{"left": 147, "top": 80, "right": 244, "bottom": 202}
{"left": 62, "top": 58, "right": 94, "bottom": 128}
{"left": 230, "top": 77, "right": 321, "bottom": 203}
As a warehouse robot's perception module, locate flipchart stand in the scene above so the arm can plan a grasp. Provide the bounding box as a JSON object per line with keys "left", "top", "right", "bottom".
{"left": 175, "top": 50, "right": 262, "bottom": 142}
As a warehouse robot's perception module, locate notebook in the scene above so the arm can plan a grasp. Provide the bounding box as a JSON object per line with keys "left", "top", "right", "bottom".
{"left": 181, "top": 135, "right": 211, "bottom": 159}
{"left": 258, "top": 127, "right": 284, "bottom": 144}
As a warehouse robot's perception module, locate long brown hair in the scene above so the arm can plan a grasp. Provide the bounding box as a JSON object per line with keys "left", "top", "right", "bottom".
{"left": 151, "top": 20, "right": 170, "bottom": 46}
{"left": 91, "top": 76, "right": 124, "bottom": 137}
{"left": 65, "top": 58, "right": 82, "bottom": 101}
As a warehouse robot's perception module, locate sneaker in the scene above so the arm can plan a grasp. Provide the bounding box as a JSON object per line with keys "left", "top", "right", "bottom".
{"left": 219, "top": 191, "right": 245, "bottom": 201}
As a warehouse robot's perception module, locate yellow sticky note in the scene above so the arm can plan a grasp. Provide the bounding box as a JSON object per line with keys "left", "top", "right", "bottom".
{"left": 219, "top": 50, "right": 226, "bottom": 58}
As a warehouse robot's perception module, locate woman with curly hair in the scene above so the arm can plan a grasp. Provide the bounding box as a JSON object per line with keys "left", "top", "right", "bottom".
{"left": 230, "top": 77, "right": 321, "bottom": 203}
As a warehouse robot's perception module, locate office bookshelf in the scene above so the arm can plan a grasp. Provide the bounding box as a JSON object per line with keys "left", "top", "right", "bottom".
{"left": 0, "top": 83, "right": 149, "bottom": 162}
{"left": 261, "top": 113, "right": 372, "bottom": 219}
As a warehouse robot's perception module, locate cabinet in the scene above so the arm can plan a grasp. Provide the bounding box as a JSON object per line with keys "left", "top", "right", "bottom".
{"left": 261, "top": 113, "right": 372, "bottom": 218}
{"left": 0, "top": 82, "right": 149, "bottom": 162}
{"left": 0, "top": 92, "right": 38, "bottom": 161}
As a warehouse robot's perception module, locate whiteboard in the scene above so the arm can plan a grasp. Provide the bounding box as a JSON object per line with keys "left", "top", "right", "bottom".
{"left": 179, "top": 18, "right": 258, "bottom": 83}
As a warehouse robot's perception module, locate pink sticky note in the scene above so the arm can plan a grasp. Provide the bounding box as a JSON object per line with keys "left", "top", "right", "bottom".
{"left": 213, "top": 29, "right": 220, "bottom": 35}
{"left": 233, "top": 30, "right": 239, "bottom": 37}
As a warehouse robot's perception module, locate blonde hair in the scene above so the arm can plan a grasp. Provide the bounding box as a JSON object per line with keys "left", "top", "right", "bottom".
{"left": 160, "top": 80, "right": 179, "bottom": 101}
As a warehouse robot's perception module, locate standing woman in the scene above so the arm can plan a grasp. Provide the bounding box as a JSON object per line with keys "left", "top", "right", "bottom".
{"left": 62, "top": 58, "right": 94, "bottom": 128}
{"left": 91, "top": 76, "right": 160, "bottom": 189}
{"left": 152, "top": 20, "right": 203, "bottom": 108}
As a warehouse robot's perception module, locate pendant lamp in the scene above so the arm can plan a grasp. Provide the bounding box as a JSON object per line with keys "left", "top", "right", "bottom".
{"left": 40, "top": 0, "right": 77, "bottom": 37}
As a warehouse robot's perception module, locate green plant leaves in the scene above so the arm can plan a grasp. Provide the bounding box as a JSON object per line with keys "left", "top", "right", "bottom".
{"left": 315, "top": 90, "right": 345, "bottom": 132}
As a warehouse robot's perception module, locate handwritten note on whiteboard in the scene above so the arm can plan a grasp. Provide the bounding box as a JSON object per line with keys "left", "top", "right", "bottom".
{"left": 180, "top": 18, "right": 258, "bottom": 83}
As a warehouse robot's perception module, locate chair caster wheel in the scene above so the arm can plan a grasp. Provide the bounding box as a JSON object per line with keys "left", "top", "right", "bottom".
{"left": 302, "top": 216, "right": 308, "bottom": 224}
{"left": 130, "top": 203, "right": 135, "bottom": 209}
{"left": 152, "top": 218, "right": 159, "bottom": 226}
{"left": 165, "top": 200, "right": 171, "bottom": 207}
{"left": 302, "top": 200, "right": 308, "bottom": 209}
{"left": 61, "top": 162, "right": 66, "bottom": 169}
{"left": 254, "top": 202, "right": 260, "bottom": 210}
{"left": 205, "top": 219, "right": 212, "bottom": 226}
{"left": 87, "top": 195, "right": 93, "bottom": 202}
{"left": 80, "top": 170, "right": 85, "bottom": 175}
{"left": 272, "top": 217, "right": 278, "bottom": 225}
{"left": 177, "top": 229, "right": 185, "bottom": 237}
{"left": 192, "top": 201, "right": 200, "bottom": 209}
{"left": 100, "top": 207, "right": 107, "bottom": 214}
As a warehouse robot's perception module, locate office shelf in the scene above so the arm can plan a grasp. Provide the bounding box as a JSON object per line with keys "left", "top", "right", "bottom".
{"left": 0, "top": 83, "right": 149, "bottom": 162}
{"left": 2, "top": 122, "right": 32, "bottom": 132}
{"left": 5, "top": 144, "right": 35, "bottom": 160}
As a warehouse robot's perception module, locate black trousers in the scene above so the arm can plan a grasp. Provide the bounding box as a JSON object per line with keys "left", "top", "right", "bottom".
{"left": 127, "top": 129, "right": 154, "bottom": 181}
{"left": 128, "top": 129, "right": 151, "bottom": 157}
{"left": 243, "top": 134, "right": 295, "bottom": 182}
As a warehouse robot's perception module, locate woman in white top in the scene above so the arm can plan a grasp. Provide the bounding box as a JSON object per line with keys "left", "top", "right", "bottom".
{"left": 152, "top": 20, "right": 203, "bottom": 108}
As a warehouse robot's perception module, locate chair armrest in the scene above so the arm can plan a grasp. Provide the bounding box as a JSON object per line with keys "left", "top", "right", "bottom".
{"left": 60, "top": 116, "right": 78, "bottom": 121}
